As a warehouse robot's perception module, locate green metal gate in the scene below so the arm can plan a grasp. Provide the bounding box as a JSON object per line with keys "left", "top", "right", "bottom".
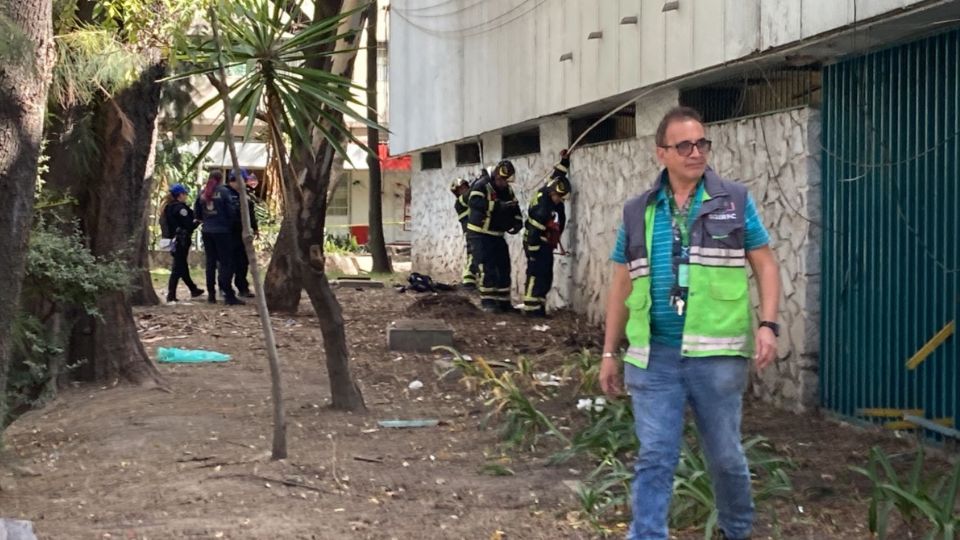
{"left": 821, "top": 29, "right": 960, "bottom": 440}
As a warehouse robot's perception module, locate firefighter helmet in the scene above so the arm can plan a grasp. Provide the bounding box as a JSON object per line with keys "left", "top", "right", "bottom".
{"left": 449, "top": 177, "right": 469, "bottom": 193}
{"left": 494, "top": 159, "right": 516, "bottom": 182}
{"left": 548, "top": 176, "right": 571, "bottom": 200}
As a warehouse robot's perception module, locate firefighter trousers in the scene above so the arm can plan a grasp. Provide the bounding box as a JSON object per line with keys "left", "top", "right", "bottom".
{"left": 469, "top": 232, "right": 511, "bottom": 310}
{"left": 523, "top": 247, "right": 554, "bottom": 316}
{"left": 461, "top": 232, "right": 480, "bottom": 287}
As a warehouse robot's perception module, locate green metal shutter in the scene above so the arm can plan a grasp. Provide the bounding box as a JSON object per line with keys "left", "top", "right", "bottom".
{"left": 821, "top": 29, "right": 960, "bottom": 440}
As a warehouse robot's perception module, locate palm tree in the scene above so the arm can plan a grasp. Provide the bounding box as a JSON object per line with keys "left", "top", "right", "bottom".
{"left": 174, "top": 0, "right": 375, "bottom": 418}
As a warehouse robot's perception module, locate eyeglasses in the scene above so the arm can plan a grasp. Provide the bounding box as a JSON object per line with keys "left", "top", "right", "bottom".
{"left": 659, "top": 138, "right": 712, "bottom": 157}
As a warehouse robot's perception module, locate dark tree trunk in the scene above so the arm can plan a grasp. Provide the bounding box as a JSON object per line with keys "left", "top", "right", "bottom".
{"left": 0, "top": 0, "right": 55, "bottom": 413}
{"left": 293, "top": 141, "right": 364, "bottom": 411}
{"left": 68, "top": 59, "right": 166, "bottom": 385}
{"left": 131, "top": 125, "right": 161, "bottom": 306}
{"left": 264, "top": 215, "right": 302, "bottom": 313}
{"left": 365, "top": 2, "right": 391, "bottom": 274}
{"left": 130, "top": 223, "right": 160, "bottom": 306}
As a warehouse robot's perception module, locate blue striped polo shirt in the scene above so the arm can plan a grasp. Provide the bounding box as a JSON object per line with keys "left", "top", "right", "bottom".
{"left": 610, "top": 180, "right": 770, "bottom": 347}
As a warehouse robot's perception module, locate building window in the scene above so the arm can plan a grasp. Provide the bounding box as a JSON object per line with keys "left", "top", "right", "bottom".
{"left": 329, "top": 175, "right": 349, "bottom": 216}
{"left": 679, "top": 66, "right": 821, "bottom": 123}
{"left": 502, "top": 127, "right": 540, "bottom": 157}
{"left": 455, "top": 142, "right": 482, "bottom": 165}
{"left": 569, "top": 105, "right": 636, "bottom": 146}
{"left": 420, "top": 150, "right": 442, "bottom": 170}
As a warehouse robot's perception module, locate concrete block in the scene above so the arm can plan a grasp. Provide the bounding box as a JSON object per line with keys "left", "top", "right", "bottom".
{"left": 388, "top": 319, "right": 453, "bottom": 352}
{"left": 332, "top": 279, "right": 384, "bottom": 289}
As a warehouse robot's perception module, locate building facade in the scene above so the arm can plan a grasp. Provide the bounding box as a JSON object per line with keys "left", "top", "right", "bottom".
{"left": 390, "top": 0, "right": 960, "bottom": 425}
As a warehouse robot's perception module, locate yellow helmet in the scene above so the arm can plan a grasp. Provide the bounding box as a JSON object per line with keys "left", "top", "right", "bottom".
{"left": 548, "top": 176, "right": 571, "bottom": 200}
{"left": 494, "top": 160, "right": 516, "bottom": 182}
{"left": 449, "top": 177, "right": 469, "bottom": 193}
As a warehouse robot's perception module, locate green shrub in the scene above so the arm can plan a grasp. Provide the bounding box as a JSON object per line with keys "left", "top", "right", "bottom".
{"left": 4, "top": 218, "right": 130, "bottom": 425}
{"left": 851, "top": 446, "right": 960, "bottom": 539}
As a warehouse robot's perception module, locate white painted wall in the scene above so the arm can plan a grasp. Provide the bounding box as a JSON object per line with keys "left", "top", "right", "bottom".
{"left": 389, "top": 0, "right": 926, "bottom": 153}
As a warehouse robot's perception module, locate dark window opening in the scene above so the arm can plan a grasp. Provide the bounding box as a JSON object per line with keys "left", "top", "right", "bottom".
{"left": 569, "top": 105, "right": 636, "bottom": 146}
{"left": 502, "top": 127, "right": 540, "bottom": 158}
{"left": 455, "top": 142, "right": 482, "bottom": 165}
{"left": 680, "top": 66, "right": 821, "bottom": 123}
{"left": 420, "top": 150, "right": 442, "bottom": 170}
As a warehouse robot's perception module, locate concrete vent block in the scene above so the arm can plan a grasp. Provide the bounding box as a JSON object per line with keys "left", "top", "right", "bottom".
{"left": 388, "top": 319, "right": 454, "bottom": 352}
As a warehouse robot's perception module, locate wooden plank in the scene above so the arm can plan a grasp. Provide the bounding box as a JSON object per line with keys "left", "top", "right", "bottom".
{"left": 884, "top": 418, "right": 954, "bottom": 431}
{"left": 906, "top": 321, "right": 955, "bottom": 370}
{"left": 857, "top": 408, "right": 924, "bottom": 418}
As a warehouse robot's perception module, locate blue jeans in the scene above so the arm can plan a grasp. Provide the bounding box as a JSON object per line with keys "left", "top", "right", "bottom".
{"left": 624, "top": 342, "right": 753, "bottom": 540}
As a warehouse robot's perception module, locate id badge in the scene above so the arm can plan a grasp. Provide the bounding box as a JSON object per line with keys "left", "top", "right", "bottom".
{"left": 678, "top": 264, "right": 690, "bottom": 288}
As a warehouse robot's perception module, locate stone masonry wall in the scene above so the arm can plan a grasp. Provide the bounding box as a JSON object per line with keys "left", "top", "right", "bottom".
{"left": 410, "top": 105, "right": 821, "bottom": 412}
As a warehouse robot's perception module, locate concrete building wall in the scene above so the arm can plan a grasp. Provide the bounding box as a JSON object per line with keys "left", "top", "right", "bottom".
{"left": 409, "top": 105, "right": 820, "bottom": 411}
{"left": 389, "top": 0, "right": 925, "bottom": 154}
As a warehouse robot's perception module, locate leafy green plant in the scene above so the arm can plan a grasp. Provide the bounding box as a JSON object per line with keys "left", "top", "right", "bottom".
{"left": 5, "top": 216, "right": 130, "bottom": 424}
{"left": 324, "top": 232, "right": 366, "bottom": 254}
{"left": 482, "top": 364, "right": 569, "bottom": 449}
{"left": 851, "top": 446, "right": 960, "bottom": 539}
{"left": 552, "top": 397, "right": 636, "bottom": 465}
{"left": 575, "top": 455, "right": 634, "bottom": 531}
{"left": 561, "top": 348, "right": 602, "bottom": 396}
{"left": 432, "top": 346, "right": 568, "bottom": 449}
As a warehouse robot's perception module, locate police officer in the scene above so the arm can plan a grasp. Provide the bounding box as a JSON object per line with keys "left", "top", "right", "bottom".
{"left": 451, "top": 177, "right": 479, "bottom": 289}
{"left": 522, "top": 151, "right": 572, "bottom": 317}
{"left": 195, "top": 170, "right": 244, "bottom": 305}
{"left": 467, "top": 160, "right": 522, "bottom": 312}
{"left": 226, "top": 169, "right": 258, "bottom": 298}
{"left": 162, "top": 183, "right": 204, "bottom": 302}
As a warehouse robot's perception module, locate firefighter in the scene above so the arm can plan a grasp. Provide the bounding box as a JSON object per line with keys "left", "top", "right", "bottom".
{"left": 467, "top": 160, "right": 522, "bottom": 312}
{"left": 523, "top": 151, "right": 572, "bottom": 317}
{"left": 451, "top": 177, "right": 479, "bottom": 289}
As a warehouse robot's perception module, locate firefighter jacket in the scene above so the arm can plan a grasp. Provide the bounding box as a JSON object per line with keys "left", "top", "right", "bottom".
{"left": 454, "top": 194, "right": 470, "bottom": 232}
{"left": 524, "top": 186, "right": 566, "bottom": 251}
{"left": 467, "top": 176, "right": 522, "bottom": 236}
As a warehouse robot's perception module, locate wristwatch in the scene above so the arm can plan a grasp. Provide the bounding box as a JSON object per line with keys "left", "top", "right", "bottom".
{"left": 601, "top": 352, "right": 618, "bottom": 359}
{"left": 759, "top": 321, "right": 780, "bottom": 337}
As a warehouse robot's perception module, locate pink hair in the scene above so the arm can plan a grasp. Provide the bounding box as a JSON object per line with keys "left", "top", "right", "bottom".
{"left": 201, "top": 171, "right": 223, "bottom": 202}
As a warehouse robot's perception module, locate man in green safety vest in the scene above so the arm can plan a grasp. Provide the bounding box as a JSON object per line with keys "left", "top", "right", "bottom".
{"left": 600, "top": 107, "right": 781, "bottom": 540}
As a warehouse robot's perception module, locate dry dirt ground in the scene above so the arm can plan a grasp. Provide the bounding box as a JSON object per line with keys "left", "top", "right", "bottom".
{"left": 0, "top": 281, "right": 951, "bottom": 539}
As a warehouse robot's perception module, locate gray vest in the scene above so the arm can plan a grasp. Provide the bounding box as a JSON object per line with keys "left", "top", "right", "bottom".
{"left": 622, "top": 167, "right": 749, "bottom": 279}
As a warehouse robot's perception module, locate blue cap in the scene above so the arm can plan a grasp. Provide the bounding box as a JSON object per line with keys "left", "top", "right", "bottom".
{"left": 170, "top": 183, "right": 188, "bottom": 196}
{"left": 227, "top": 168, "right": 250, "bottom": 182}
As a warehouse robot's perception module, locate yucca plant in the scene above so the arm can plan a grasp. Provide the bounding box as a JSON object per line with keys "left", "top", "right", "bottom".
{"left": 851, "top": 446, "right": 960, "bottom": 539}
{"left": 561, "top": 348, "right": 603, "bottom": 396}
{"left": 552, "top": 396, "right": 637, "bottom": 465}
{"left": 576, "top": 455, "right": 634, "bottom": 531}
{"left": 172, "top": 0, "right": 376, "bottom": 164}
{"left": 482, "top": 365, "right": 570, "bottom": 449}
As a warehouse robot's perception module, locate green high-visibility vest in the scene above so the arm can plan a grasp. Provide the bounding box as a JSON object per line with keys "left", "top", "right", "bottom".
{"left": 622, "top": 168, "right": 753, "bottom": 368}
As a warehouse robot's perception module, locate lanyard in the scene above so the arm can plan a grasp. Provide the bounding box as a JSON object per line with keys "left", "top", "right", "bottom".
{"left": 665, "top": 182, "right": 700, "bottom": 314}
{"left": 666, "top": 183, "right": 698, "bottom": 247}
